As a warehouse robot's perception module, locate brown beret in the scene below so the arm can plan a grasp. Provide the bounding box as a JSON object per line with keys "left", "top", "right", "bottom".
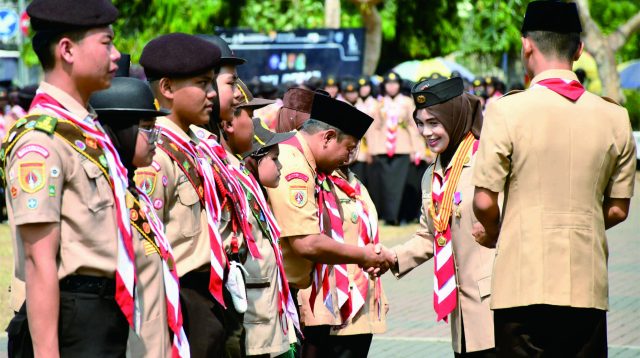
{"left": 27, "top": 0, "right": 118, "bottom": 31}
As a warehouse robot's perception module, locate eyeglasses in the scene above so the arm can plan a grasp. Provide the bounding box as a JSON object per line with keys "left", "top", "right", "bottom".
{"left": 138, "top": 126, "right": 162, "bottom": 144}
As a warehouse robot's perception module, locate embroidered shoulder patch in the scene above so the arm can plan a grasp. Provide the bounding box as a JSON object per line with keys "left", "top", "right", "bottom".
{"left": 289, "top": 185, "right": 308, "bottom": 208}
{"left": 17, "top": 144, "right": 50, "bottom": 159}
{"left": 135, "top": 170, "right": 157, "bottom": 196}
{"left": 286, "top": 172, "right": 309, "bottom": 182}
{"left": 18, "top": 161, "right": 46, "bottom": 193}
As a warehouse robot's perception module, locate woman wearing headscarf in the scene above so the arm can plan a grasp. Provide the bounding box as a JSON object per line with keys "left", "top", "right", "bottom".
{"left": 91, "top": 76, "right": 190, "bottom": 358}
{"left": 386, "top": 76, "right": 497, "bottom": 357}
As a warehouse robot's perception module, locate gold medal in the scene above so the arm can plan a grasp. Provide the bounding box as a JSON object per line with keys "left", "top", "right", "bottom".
{"left": 437, "top": 236, "right": 447, "bottom": 247}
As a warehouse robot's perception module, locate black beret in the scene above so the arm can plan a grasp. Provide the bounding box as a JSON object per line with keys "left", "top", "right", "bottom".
{"left": 197, "top": 35, "right": 246, "bottom": 66}
{"left": 383, "top": 71, "right": 402, "bottom": 83}
{"left": 309, "top": 92, "right": 373, "bottom": 139}
{"left": 341, "top": 77, "right": 359, "bottom": 93}
{"left": 140, "top": 33, "right": 222, "bottom": 80}
{"left": 411, "top": 77, "right": 464, "bottom": 109}
{"left": 521, "top": 1, "right": 582, "bottom": 34}
{"left": 324, "top": 75, "right": 338, "bottom": 87}
{"left": 91, "top": 77, "right": 170, "bottom": 125}
{"left": 358, "top": 76, "right": 371, "bottom": 87}
{"left": 27, "top": 0, "right": 118, "bottom": 31}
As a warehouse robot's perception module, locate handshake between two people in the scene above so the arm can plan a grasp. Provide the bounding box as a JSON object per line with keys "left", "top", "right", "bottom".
{"left": 359, "top": 243, "right": 396, "bottom": 278}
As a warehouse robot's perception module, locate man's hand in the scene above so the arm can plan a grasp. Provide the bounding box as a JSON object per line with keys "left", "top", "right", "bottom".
{"left": 473, "top": 187, "right": 501, "bottom": 248}
{"left": 472, "top": 222, "right": 496, "bottom": 248}
{"left": 362, "top": 244, "right": 396, "bottom": 277}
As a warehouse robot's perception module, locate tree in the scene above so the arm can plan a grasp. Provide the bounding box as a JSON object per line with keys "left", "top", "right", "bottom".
{"left": 576, "top": 0, "right": 640, "bottom": 102}
{"left": 350, "top": 0, "right": 382, "bottom": 75}
{"left": 325, "top": 0, "right": 341, "bottom": 28}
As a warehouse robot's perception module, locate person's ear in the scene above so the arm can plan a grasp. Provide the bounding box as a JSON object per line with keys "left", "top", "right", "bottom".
{"left": 521, "top": 36, "right": 534, "bottom": 60}
{"left": 322, "top": 129, "right": 337, "bottom": 147}
{"left": 222, "top": 119, "right": 234, "bottom": 135}
{"left": 58, "top": 37, "right": 76, "bottom": 65}
{"left": 158, "top": 78, "right": 174, "bottom": 100}
{"left": 573, "top": 41, "right": 584, "bottom": 62}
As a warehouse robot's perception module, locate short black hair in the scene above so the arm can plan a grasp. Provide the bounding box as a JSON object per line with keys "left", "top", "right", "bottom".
{"left": 35, "top": 29, "right": 89, "bottom": 71}
{"left": 524, "top": 31, "right": 582, "bottom": 62}
{"left": 299, "top": 118, "right": 347, "bottom": 142}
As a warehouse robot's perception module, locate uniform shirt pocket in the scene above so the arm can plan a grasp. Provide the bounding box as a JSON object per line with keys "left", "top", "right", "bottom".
{"left": 81, "top": 160, "right": 114, "bottom": 213}
{"left": 477, "top": 276, "right": 492, "bottom": 299}
{"left": 244, "top": 276, "right": 272, "bottom": 324}
{"left": 176, "top": 181, "right": 201, "bottom": 238}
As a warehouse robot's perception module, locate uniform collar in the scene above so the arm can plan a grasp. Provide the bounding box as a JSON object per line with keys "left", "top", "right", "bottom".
{"left": 39, "top": 81, "right": 97, "bottom": 125}
{"left": 530, "top": 69, "right": 579, "bottom": 86}
{"left": 189, "top": 124, "right": 218, "bottom": 145}
{"left": 296, "top": 131, "right": 317, "bottom": 176}
{"left": 157, "top": 116, "right": 192, "bottom": 142}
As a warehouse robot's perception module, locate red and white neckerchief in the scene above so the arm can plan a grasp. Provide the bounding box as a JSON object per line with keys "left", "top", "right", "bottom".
{"left": 194, "top": 132, "right": 261, "bottom": 260}
{"left": 232, "top": 163, "right": 301, "bottom": 335}
{"left": 312, "top": 173, "right": 351, "bottom": 321}
{"left": 157, "top": 123, "right": 228, "bottom": 307}
{"left": 134, "top": 189, "right": 190, "bottom": 358}
{"left": 428, "top": 132, "right": 477, "bottom": 322}
{"left": 532, "top": 78, "right": 585, "bottom": 102}
{"left": 382, "top": 98, "right": 399, "bottom": 157}
{"left": 329, "top": 174, "right": 383, "bottom": 321}
{"left": 31, "top": 91, "right": 138, "bottom": 330}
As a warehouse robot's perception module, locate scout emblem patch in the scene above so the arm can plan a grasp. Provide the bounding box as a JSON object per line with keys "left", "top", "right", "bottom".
{"left": 135, "top": 170, "right": 157, "bottom": 196}
{"left": 19, "top": 162, "right": 46, "bottom": 193}
{"left": 290, "top": 185, "right": 307, "bottom": 207}
{"left": 27, "top": 198, "right": 38, "bottom": 209}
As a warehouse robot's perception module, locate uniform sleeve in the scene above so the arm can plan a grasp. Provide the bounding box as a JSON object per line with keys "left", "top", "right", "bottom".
{"left": 7, "top": 132, "right": 63, "bottom": 225}
{"left": 134, "top": 151, "right": 174, "bottom": 222}
{"left": 605, "top": 118, "right": 636, "bottom": 199}
{"left": 266, "top": 149, "right": 320, "bottom": 238}
{"left": 391, "top": 169, "right": 435, "bottom": 278}
{"left": 472, "top": 101, "right": 512, "bottom": 193}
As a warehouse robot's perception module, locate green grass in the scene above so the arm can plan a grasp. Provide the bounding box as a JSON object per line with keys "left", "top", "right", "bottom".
{"left": 0, "top": 223, "right": 13, "bottom": 330}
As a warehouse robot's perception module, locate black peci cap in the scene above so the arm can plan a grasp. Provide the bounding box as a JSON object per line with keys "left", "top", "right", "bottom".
{"left": 411, "top": 77, "right": 464, "bottom": 109}
{"left": 244, "top": 117, "right": 295, "bottom": 158}
{"left": 27, "top": 0, "right": 119, "bottom": 32}
{"left": 197, "top": 35, "right": 246, "bottom": 67}
{"left": 90, "top": 77, "right": 170, "bottom": 123}
{"left": 309, "top": 92, "right": 373, "bottom": 139}
{"left": 140, "top": 33, "right": 222, "bottom": 80}
{"left": 521, "top": 1, "right": 582, "bottom": 34}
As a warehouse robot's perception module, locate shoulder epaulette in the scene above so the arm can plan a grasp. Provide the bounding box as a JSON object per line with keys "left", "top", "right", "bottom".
{"left": 34, "top": 115, "right": 58, "bottom": 134}
{"left": 600, "top": 96, "right": 621, "bottom": 106}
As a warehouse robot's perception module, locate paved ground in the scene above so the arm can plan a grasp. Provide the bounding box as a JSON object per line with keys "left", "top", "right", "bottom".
{"left": 2, "top": 177, "right": 640, "bottom": 357}
{"left": 369, "top": 176, "right": 640, "bottom": 357}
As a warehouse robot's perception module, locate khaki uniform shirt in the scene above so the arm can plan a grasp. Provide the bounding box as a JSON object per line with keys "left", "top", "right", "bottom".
{"left": 369, "top": 94, "right": 425, "bottom": 156}
{"left": 190, "top": 126, "right": 240, "bottom": 266}
{"left": 126, "top": 192, "right": 171, "bottom": 358}
{"left": 7, "top": 82, "right": 118, "bottom": 286}
{"left": 135, "top": 117, "right": 205, "bottom": 276}
{"left": 473, "top": 69, "right": 636, "bottom": 311}
{"left": 234, "top": 171, "right": 294, "bottom": 356}
{"left": 392, "top": 153, "right": 496, "bottom": 353}
{"left": 266, "top": 132, "right": 321, "bottom": 289}
{"left": 331, "top": 171, "right": 388, "bottom": 335}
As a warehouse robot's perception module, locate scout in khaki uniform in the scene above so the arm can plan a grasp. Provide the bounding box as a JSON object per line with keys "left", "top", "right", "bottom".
{"left": 368, "top": 71, "right": 426, "bottom": 225}
{"left": 242, "top": 116, "right": 300, "bottom": 357}
{"left": 90, "top": 76, "right": 190, "bottom": 357}
{"left": 472, "top": 2, "right": 636, "bottom": 356}
{"left": 384, "top": 77, "right": 496, "bottom": 357}
{"left": 266, "top": 92, "right": 390, "bottom": 357}
{"left": 297, "top": 160, "right": 388, "bottom": 357}
{"left": 2, "top": 0, "right": 129, "bottom": 356}
{"left": 136, "top": 33, "right": 227, "bottom": 357}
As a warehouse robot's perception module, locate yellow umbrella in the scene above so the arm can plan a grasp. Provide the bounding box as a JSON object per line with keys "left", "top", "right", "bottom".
{"left": 573, "top": 51, "right": 601, "bottom": 94}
